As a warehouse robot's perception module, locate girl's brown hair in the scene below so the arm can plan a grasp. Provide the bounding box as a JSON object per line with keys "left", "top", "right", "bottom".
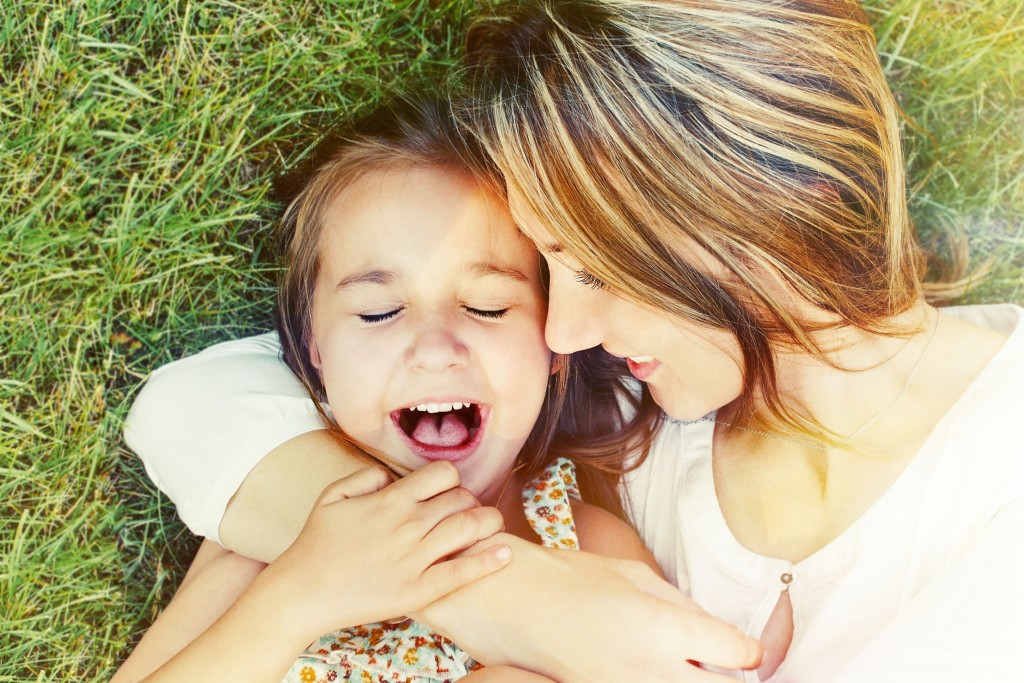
{"left": 459, "top": 0, "right": 938, "bottom": 446}
{"left": 273, "top": 95, "right": 655, "bottom": 516}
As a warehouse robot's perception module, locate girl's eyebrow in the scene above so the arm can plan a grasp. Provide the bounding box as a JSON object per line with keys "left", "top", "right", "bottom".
{"left": 334, "top": 263, "right": 526, "bottom": 292}
{"left": 335, "top": 270, "right": 394, "bottom": 291}
{"left": 469, "top": 262, "right": 529, "bottom": 282}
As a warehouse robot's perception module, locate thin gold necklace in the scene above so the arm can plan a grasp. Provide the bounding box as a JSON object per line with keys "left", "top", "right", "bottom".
{"left": 704, "top": 312, "right": 941, "bottom": 451}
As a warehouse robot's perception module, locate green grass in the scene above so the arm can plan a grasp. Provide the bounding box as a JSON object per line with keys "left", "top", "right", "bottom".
{"left": 0, "top": 0, "right": 1020, "bottom": 680}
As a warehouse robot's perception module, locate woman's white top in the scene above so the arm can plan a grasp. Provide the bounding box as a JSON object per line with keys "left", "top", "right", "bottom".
{"left": 625, "top": 304, "right": 1024, "bottom": 681}
{"left": 123, "top": 304, "right": 1024, "bottom": 680}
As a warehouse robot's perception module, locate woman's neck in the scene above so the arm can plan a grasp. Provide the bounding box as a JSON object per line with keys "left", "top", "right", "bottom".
{"left": 728, "top": 302, "right": 940, "bottom": 448}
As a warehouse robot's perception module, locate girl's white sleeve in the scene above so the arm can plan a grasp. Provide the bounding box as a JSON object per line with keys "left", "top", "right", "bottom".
{"left": 833, "top": 498, "right": 1024, "bottom": 682}
{"left": 122, "top": 333, "right": 324, "bottom": 543}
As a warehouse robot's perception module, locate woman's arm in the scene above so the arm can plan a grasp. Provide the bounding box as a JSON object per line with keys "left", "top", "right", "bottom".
{"left": 218, "top": 429, "right": 365, "bottom": 561}
{"left": 415, "top": 533, "right": 760, "bottom": 683}
{"left": 123, "top": 334, "right": 344, "bottom": 558}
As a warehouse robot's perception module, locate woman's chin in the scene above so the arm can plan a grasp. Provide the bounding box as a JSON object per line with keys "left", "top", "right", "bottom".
{"left": 650, "top": 383, "right": 737, "bottom": 423}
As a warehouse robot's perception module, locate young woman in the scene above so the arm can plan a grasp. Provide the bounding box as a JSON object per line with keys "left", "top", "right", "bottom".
{"left": 125, "top": 1, "right": 1023, "bottom": 681}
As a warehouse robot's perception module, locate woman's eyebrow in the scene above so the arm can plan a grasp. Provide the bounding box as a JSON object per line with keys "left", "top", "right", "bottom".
{"left": 335, "top": 269, "right": 395, "bottom": 291}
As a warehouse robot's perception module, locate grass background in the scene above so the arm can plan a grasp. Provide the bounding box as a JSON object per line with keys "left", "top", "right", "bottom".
{"left": 0, "top": 0, "right": 1020, "bottom": 680}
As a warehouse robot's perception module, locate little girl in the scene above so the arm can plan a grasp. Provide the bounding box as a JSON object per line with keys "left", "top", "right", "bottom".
{"left": 115, "top": 95, "right": 659, "bottom": 683}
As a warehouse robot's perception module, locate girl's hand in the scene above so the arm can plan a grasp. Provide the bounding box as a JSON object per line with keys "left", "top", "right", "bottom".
{"left": 264, "top": 460, "right": 512, "bottom": 641}
{"left": 416, "top": 535, "right": 761, "bottom": 683}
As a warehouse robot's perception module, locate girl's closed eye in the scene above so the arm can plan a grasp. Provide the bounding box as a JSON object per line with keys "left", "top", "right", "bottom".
{"left": 464, "top": 305, "right": 509, "bottom": 320}
{"left": 358, "top": 307, "right": 404, "bottom": 324}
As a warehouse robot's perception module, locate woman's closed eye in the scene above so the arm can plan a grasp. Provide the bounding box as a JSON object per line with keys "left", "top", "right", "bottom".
{"left": 574, "top": 269, "right": 608, "bottom": 290}
{"left": 358, "top": 307, "right": 403, "bottom": 324}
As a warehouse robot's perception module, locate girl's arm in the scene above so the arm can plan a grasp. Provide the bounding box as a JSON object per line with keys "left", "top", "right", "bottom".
{"left": 121, "top": 463, "right": 512, "bottom": 683}
{"left": 571, "top": 498, "right": 663, "bottom": 573}
{"left": 111, "top": 542, "right": 266, "bottom": 683}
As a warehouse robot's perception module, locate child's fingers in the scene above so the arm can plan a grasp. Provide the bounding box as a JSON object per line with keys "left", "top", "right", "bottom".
{"left": 416, "top": 486, "right": 482, "bottom": 532}
{"left": 420, "top": 505, "right": 505, "bottom": 562}
{"left": 389, "top": 460, "right": 462, "bottom": 501}
{"left": 317, "top": 465, "right": 393, "bottom": 505}
{"left": 418, "top": 541, "right": 512, "bottom": 604}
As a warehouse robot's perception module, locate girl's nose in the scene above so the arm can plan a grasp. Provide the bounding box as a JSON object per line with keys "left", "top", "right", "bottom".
{"left": 544, "top": 275, "right": 606, "bottom": 354}
{"left": 405, "top": 324, "right": 470, "bottom": 372}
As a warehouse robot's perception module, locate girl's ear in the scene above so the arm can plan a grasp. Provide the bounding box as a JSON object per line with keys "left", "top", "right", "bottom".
{"left": 550, "top": 352, "right": 567, "bottom": 376}
{"left": 309, "top": 341, "right": 322, "bottom": 371}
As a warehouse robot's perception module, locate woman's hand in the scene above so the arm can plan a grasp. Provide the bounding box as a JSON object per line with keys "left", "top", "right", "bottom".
{"left": 265, "top": 460, "right": 513, "bottom": 641}
{"left": 415, "top": 535, "right": 761, "bottom": 683}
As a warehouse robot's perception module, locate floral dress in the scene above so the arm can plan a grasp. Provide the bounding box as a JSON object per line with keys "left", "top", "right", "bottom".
{"left": 282, "top": 458, "right": 582, "bottom": 683}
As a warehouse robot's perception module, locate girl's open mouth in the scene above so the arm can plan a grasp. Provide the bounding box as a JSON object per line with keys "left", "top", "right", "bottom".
{"left": 391, "top": 402, "right": 487, "bottom": 461}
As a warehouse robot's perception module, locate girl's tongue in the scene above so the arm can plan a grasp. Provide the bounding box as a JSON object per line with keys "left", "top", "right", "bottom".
{"left": 409, "top": 411, "right": 471, "bottom": 447}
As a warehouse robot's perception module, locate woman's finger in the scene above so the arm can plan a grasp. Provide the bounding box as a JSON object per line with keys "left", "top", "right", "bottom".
{"left": 676, "top": 663, "right": 754, "bottom": 683}
{"left": 665, "top": 605, "right": 763, "bottom": 672}
{"left": 317, "top": 465, "right": 393, "bottom": 505}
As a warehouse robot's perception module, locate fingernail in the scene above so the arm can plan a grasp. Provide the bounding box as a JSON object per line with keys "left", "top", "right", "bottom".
{"left": 495, "top": 545, "right": 512, "bottom": 563}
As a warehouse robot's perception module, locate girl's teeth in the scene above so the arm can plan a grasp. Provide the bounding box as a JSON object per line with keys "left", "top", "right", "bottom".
{"left": 628, "top": 356, "right": 655, "bottom": 363}
{"left": 412, "top": 402, "right": 470, "bottom": 413}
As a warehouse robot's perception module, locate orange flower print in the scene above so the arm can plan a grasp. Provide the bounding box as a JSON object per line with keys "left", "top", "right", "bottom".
{"left": 299, "top": 666, "right": 316, "bottom": 683}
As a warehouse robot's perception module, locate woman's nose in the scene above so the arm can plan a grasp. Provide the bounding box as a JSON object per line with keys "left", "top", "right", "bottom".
{"left": 405, "top": 323, "right": 470, "bottom": 372}
{"left": 544, "top": 276, "right": 605, "bottom": 354}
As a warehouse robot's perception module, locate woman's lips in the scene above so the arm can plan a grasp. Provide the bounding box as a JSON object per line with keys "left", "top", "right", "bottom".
{"left": 626, "top": 357, "right": 661, "bottom": 381}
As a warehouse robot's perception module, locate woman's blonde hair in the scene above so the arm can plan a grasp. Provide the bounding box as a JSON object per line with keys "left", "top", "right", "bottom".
{"left": 273, "top": 95, "right": 655, "bottom": 515}
{"left": 459, "top": 0, "right": 930, "bottom": 444}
